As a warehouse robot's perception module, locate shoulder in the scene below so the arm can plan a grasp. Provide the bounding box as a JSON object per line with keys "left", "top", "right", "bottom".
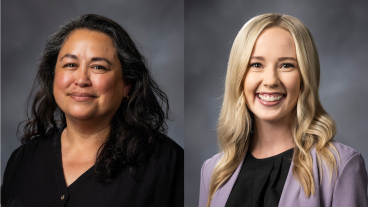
{"left": 157, "top": 134, "right": 183, "bottom": 154}
{"left": 156, "top": 134, "right": 183, "bottom": 158}
{"left": 201, "top": 153, "right": 223, "bottom": 185}
{"left": 327, "top": 142, "right": 368, "bottom": 205}
{"left": 316, "top": 141, "right": 367, "bottom": 182}
{"left": 329, "top": 141, "right": 364, "bottom": 171}
{"left": 8, "top": 132, "right": 54, "bottom": 162}
{"left": 199, "top": 152, "right": 223, "bottom": 206}
{"left": 2, "top": 131, "right": 56, "bottom": 201}
{"left": 331, "top": 141, "right": 359, "bottom": 159}
{"left": 153, "top": 134, "right": 184, "bottom": 168}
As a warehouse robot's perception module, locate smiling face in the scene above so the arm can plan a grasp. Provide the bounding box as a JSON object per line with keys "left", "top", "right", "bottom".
{"left": 53, "top": 29, "right": 130, "bottom": 123}
{"left": 243, "top": 27, "right": 301, "bottom": 123}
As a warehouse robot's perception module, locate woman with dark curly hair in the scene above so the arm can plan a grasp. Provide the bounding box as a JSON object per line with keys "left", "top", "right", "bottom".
{"left": 2, "top": 14, "right": 183, "bottom": 207}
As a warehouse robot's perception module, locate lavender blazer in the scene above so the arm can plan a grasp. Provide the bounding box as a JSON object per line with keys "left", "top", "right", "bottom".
{"left": 199, "top": 141, "right": 368, "bottom": 207}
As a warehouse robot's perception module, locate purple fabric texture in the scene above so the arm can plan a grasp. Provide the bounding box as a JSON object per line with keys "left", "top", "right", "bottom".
{"left": 199, "top": 141, "right": 368, "bottom": 207}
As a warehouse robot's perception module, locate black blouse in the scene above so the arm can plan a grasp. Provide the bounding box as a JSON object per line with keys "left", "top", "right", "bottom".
{"left": 225, "top": 148, "right": 294, "bottom": 207}
{"left": 1, "top": 129, "right": 184, "bottom": 207}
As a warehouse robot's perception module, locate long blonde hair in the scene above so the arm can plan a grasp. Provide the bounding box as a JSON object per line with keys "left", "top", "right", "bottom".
{"left": 207, "top": 13, "right": 339, "bottom": 206}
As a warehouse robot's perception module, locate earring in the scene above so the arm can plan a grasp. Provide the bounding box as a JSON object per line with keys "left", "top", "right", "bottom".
{"left": 123, "top": 95, "right": 129, "bottom": 101}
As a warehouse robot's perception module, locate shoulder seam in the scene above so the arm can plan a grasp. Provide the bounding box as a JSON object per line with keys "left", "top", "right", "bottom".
{"left": 337, "top": 153, "right": 362, "bottom": 179}
{"left": 332, "top": 141, "right": 359, "bottom": 154}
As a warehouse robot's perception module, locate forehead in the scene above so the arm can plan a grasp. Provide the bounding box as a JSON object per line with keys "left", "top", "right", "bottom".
{"left": 59, "top": 29, "right": 117, "bottom": 57}
{"left": 251, "top": 27, "right": 296, "bottom": 58}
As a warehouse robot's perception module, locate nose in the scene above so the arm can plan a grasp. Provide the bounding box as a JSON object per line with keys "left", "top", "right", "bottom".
{"left": 75, "top": 66, "right": 92, "bottom": 87}
{"left": 263, "top": 67, "right": 279, "bottom": 88}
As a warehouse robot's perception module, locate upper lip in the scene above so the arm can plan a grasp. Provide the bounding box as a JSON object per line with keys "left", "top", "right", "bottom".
{"left": 256, "top": 92, "right": 286, "bottom": 95}
{"left": 69, "top": 92, "right": 95, "bottom": 97}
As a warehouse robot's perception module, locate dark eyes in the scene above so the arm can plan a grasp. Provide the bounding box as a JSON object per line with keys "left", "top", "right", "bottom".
{"left": 92, "top": 65, "right": 107, "bottom": 70}
{"left": 249, "top": 63, "right": 295, "bottom": 68}
{"left": 64, "top": 63, "right": 77, "bottom": 68}
{"left": 63, "top": 63, "right": 107, "bottom": 70}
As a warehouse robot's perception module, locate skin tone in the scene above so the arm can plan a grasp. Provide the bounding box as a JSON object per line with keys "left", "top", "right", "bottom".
{"left": 53, "top": 29, "right": 131, "bottom": 186}
{"left": 243, "top": 27, "right": 301, "bottom": 159}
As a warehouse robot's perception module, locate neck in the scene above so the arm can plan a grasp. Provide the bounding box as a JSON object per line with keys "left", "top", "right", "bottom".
{"left": 62, "top": 116, "right": 111, "bottom": 153}
{"left": 250, "top": 114, "right": 295, "bottom": 158}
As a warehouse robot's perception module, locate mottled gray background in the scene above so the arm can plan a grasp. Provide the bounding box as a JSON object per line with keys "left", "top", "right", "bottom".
{"left": 2, "top": 0, "right": 368, "bottom": 205}
{"left": 185, "top": 0, "right": 368, "bottom": 206}
{"left": 1, "top": 0, "right": 184, "bottom": 183}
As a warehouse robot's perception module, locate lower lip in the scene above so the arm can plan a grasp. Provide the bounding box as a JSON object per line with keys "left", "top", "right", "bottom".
{"left": 256, "top": 94, "right": 285, "bottom": 106}
{"left": 70, "top": 95, "right": 95, "bottom": 102}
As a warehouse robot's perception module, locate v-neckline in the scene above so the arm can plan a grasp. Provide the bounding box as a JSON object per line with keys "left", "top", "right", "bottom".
{"left": 53, "top": 128, "right": 96, "bottom": 193}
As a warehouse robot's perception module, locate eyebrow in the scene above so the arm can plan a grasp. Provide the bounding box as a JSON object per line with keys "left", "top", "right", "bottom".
{"left": 60, "top": 54, "right": 78, "bottom": 61}
{"left": 91, "top": 57, "right": 112, "bottom": 66}
{"left": 60, "top": 54, "right": 112, "bottom": 65}
{"left": 278, "top": 57, "right": 297, "bottom": 61}
{"left": 250, "top": 56, "right": 297, "bottom": 61}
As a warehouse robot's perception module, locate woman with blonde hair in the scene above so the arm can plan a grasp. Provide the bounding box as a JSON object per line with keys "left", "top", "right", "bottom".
{"left": 199, "top": 13, "right": 368, "bottom": 207}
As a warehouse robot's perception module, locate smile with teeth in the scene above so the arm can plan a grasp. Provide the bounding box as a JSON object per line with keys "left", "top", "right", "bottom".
{"left": 258, "top": 94, "right": 284, "bottom": 102}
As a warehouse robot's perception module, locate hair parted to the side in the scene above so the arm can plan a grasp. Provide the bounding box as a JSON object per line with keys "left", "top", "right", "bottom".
{"left": 207, "top": 13, "right": 339, "bottom": 206}
{"left": 19, "top": 14, "right": 169, "bottom": 182}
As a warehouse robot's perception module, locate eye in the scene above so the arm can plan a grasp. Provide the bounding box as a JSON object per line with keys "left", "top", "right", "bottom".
{"left": 92, "top": 65, "right": 107, "bottom": 70}
{"left": 63, "top": 63, "right": 77, "bottom": 68}
{"left": 250, "top": 63, "right": 263, "bottom": 68}
{"left": 281, "top": 63, "right": 295, "bottom": 68}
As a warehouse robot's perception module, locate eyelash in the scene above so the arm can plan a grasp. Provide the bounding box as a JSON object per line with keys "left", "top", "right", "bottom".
{"left": 93, "top": 65, "right": 107, "bottom": 70}
{"left": 249, "top": 63, "right": 295, "bottom": 68}
{"left": 64, "top": 63, "right": 77, "bottom": 68}
{"left": 63, "top": 64, "right": 107, "bottom": 70}
{"left": 250, "top": 63, "right": 262, "bottom": 68}
{"left": 281, "top": 63, "right": 295, "bottom": 68}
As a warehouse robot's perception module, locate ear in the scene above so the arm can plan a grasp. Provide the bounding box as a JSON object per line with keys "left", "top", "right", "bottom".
{"left": 123, "top": 81, "right": 132, "bottom": 97}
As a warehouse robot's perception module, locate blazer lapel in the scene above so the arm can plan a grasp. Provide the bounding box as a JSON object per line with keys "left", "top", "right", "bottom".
{"left": 278, "top": 160, "right": 301, "bottom": 206}
{"left": 210, "top": 148, "right": 248, "bottom": 207}
{"left": 278, "top": 148, "right": 321, "bottom": 207}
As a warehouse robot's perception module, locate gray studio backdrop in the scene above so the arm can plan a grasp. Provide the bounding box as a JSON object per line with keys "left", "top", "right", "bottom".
{"left": 185, "top": 0, "right": 368, "bottom": 206}
{"left": 1, "top": 0, "right": 184, "bottom": 182}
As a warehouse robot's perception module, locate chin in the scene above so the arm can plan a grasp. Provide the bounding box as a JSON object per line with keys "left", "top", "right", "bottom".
{"left": 64, "top": 107, "right": 96, "bottom": 121}
{"left": 258, "top": 116, "right": 281, "bottom": 122}
{"left": 254, "top": 112, "right": 289, "bottom": 123}
{"left": 67, "top": 113, "right": 95, "bottom": 121}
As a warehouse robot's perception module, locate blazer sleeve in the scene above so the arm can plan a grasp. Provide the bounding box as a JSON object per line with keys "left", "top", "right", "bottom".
{"left": 199, "top": 160, "right": 210, "bottom": 207}
{"left": 331, "top": 153, "right": 368, "bottom": 207}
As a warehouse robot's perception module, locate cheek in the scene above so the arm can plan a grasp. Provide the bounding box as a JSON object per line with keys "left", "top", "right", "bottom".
{"left": 285, "top": 73, "right": 301, "bottom": 102}
{"left": 93, "top": 75, "right": 124, "bottom": 100}
{"left": 53, "top": 71, "right": 73, "bottom": 94}
{"left": 53, "top": 72, "right": 72, "bottom": 108}
{"left": 243, "top": 75, "right": 258, "bottom": 100}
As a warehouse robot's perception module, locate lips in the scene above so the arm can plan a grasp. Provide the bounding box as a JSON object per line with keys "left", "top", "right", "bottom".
{"left": 258, "top": 93, "right": 284, "bottom": 101}
{"left": 256, "top": 93, "right": 286, "bottom": 106}
{"left": 69, "top": 92, "right": 96, "bottom": 102}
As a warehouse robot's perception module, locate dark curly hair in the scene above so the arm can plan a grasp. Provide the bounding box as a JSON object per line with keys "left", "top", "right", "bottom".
{"left": 20, "top": 14, "right": 169, "bottom": 182}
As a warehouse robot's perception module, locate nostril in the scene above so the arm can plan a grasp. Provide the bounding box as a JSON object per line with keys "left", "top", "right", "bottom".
{"left": 75, "top": 80, "right": 92, "bottom": 87}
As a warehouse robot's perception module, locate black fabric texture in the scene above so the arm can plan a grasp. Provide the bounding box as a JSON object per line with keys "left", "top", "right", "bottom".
{"left": 225, "top": 147, "right": 294, "bottom": 207}
{"left": 1, "top": 129, "right": 184, "bottom": 207}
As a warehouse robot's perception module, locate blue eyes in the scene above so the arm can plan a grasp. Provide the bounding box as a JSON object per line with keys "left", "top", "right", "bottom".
{"left": 249, "top": 63, "right": 295, "bottom": 69}
{"left": 281, "top": 63, "right": 295, "bottom": 68}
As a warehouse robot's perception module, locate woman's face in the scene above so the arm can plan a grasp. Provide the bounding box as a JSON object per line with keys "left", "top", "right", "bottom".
{"left": 53, "top": 29, "right": 130, "bottom": 123}
{"left": 243, "top": 27, "right": 301, "bottom": 123}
